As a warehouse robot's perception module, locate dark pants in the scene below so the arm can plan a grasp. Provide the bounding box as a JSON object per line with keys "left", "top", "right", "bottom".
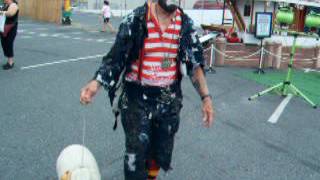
{"left": 120, "top": 82, "right": 183, "bottom": 180}
{"left": 103, "top": 17, "right": 110, "bottom": 23}
{"left": 1, "top": 25, "right": 17, "bottom": 58}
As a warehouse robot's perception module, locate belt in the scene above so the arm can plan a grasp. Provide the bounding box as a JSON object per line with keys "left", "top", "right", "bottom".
{"left": 124, "top": 81, "right": 181, "bottom": 103}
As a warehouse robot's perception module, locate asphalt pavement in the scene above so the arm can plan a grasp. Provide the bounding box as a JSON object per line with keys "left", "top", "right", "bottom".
{"left": 0, "top": 12, "right": 320, "bottom": 180}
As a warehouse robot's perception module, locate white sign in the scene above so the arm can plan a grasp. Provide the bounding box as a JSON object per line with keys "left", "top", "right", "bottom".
{"left": 255, "top": 12, "right": 273, "bottom": 38}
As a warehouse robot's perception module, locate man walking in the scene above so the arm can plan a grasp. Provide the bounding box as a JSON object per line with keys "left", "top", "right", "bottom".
{"left": 80, "top": 0, "right": 215, "bottom": 179}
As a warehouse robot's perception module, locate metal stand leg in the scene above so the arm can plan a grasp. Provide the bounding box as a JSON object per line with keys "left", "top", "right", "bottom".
{"left": 207, "top": 44, "right": 216, "bottom": 74}
{"left": 254, "top": 39, "right": 265, "bottom": 74}
{"left": 289, "top": 84, "right": 317, "bottom": 108}
{"left": 249, "top": 83, "right": 283, "bottom": 100}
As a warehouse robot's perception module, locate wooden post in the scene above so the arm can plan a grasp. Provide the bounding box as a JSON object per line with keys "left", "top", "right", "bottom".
{"left": 214, "top": 37, "right": 227, "bottom": 67}
{"left": 222, "top": 0, "right": 226, "bottom": 25}
{"left": 314, "top": 46, "right": 320, "bottom": 69}
{"left": 250, "top": 0, "right": 255, "bottom": 33}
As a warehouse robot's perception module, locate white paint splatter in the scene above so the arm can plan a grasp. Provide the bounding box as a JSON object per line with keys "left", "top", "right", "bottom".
{"left": 143, "top": 94, "right": 148, "bottom": 100}
{"left": 110, "top": 80, "right": 115, "bottom": 86}
{"left": 127, "top": 154, "right": 136, "bottom": 171}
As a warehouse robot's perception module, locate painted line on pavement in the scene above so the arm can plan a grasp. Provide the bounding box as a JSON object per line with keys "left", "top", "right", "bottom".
{"left": 39, "top": 33, "right": 48, "bottom": 37}
{"left": 96, "top": 39, "right": 107, "bottom": 42}
{"left": 268, "top": 94, "right": 293, "bottom": 124}
{"left": 19, "top": 36, "right": 32, "bottom": 39}
{"left": 51, "top": 33, "right": 63, "bottom": 37}
{"left": 21, "top": 54, "right": 105, "bottom": 70}
{"left": 71, "top": 32, "right": 83, "bottom": 35}
{"left": 35, "top": 28, "right": 48, "bottom": 31}
{"left": 73, "top": 37, "right": 82, "bottom": 40}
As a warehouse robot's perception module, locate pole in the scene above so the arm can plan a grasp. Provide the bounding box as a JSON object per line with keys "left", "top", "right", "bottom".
{"left": 208, "top": 43, "right": 216, "bottom": 73}
{"left": 125, "top": 0, "right": 127, "bottom": 16}
{"left": 201, "top": 0, "right": 205, "bottom": 24}
{"left": 282, "top": 34, "right": 297, "bottom": 95}
{"left": 255, "top": 39, "right": 265, "bottom": 74}
{"left": 121, "top": 0, "right": 123, "bottom": 17}
{"left": 222, "top": 0, "right": 226, "bottom": 25}
{"left": 250, "top": 0, "right": 255, "bottom": 32}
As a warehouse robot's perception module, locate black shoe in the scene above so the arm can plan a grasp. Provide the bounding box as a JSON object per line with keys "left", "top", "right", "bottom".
{"left": 2, "top": 62, "right": 14, "bottom": 70}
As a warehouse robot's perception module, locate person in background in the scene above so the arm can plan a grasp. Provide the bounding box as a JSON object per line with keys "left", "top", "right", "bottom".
{"left": 226, "top": 32, "right": 242, "bottom": 43}
{"left": 0, "top": 0, "right": 18, "bottom": 70}
{"left": 101, "top": 0, "right": 116, "bottom": 33}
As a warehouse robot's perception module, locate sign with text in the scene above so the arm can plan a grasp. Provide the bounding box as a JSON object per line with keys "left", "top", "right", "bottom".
{"left": 255, "top": 12, "right": 273, "bottom": 39}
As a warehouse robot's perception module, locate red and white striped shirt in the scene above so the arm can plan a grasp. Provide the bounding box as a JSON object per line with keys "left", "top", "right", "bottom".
{"left": 125, "top": 8, "right": 182, "bottom": 87}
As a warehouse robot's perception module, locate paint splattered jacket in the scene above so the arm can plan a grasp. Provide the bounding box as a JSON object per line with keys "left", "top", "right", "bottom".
{"left": 94, "top": 3, "right": 205, "bottom": 121}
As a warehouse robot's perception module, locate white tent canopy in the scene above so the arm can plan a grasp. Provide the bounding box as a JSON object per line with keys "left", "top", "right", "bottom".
{"left": 268, "top": 0, "right": 320, "bottom": 8}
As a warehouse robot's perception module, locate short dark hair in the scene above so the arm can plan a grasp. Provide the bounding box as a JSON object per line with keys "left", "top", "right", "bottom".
{"left": 231, "top": 32, "right": 238, "bottom": 38}
{"left": 104, "top": 1, "right": 109, "bottom": 5}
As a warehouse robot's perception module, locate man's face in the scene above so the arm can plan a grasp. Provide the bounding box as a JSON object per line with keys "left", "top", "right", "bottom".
{"left": 158, "top": 0, "right": 179, "bottom": 13}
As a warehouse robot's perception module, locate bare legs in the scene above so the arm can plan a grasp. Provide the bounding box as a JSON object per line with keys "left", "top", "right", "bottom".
{"left": 8, "top": 57, "right": 14, "bottom": 65}
{"left": 102, "top": 21, "right": 116, "bottom": 33}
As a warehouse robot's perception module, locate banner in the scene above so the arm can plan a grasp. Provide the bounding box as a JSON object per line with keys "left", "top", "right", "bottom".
{"left": 272, "top": 0, "right": 320, "bottom": 7}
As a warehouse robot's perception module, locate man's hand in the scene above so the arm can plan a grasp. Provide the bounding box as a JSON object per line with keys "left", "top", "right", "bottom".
{"left": 80, "top": 80, "right": 101, "bottom": 105}
{"left": 202, "top": 97, "right": 215, "bottom": 128}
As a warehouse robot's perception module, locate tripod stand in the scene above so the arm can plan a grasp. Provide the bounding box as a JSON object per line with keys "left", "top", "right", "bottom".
{"left": 254, "top": 39, "right": 265, "bottom": 74}
{"left": 249, "top": 31, "right": 318, "bottom": 109}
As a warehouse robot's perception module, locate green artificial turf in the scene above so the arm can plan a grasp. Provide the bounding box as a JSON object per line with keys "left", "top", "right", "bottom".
{"left": 238, "top": 70, "right": 320, "bottom": 104}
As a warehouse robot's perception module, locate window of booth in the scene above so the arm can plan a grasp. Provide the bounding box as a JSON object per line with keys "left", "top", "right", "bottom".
{"left": 244, "top": 4, "right": 251, "bottom": 17}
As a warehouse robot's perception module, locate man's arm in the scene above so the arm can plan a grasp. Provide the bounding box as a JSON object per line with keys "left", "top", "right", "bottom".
{"left": 80, "top": 14, "right": 133, "bottom": 104}
{"left": 191, "top": 67, "right": 209, "bottom": 98}
{"left": 190, "top": 67, "right": 214, "bottom": 127}
{"left": 184, "top": 16, "right": 214, "bottom": 127}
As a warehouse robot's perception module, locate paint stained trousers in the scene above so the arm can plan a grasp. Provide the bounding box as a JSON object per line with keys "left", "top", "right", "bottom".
{"left": 120, "top": 81, "right": 183, "bottom": 180}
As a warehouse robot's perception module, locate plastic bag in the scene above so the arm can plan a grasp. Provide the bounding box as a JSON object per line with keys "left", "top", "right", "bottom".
{"left": 0, "top": 14, "right": 6, "bottom": 33}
